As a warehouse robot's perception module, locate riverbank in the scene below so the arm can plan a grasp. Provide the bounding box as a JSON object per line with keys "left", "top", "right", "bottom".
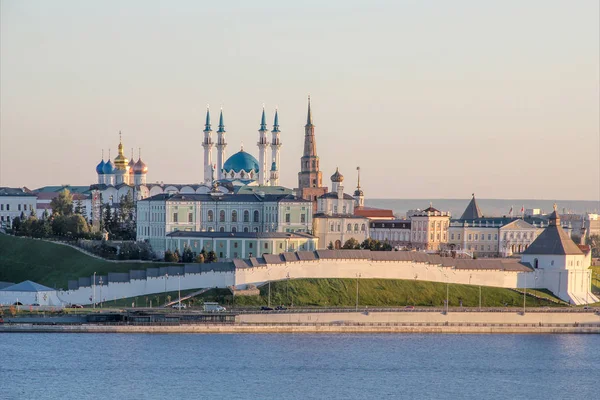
{"left": 2, "top": 310, "right": 599, "bottom": 334}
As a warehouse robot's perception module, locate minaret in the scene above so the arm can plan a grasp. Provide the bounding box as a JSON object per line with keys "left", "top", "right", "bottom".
{"left": 257, "top": 107, "right": 269, "bottom": 185}
{"left": 202, "top": 106, "right": 214, "bottom": 185}
{"left": 270, "top": 108, "right": 281, "bottom": 186}
{"left": 216, "top": 108, "right": 227, "bottom": 181}
{"left": 353, "top": 166, "right": 365, "bottom": 207}
{"left": 297, "top": 96, "right": 327, "bottom": 210}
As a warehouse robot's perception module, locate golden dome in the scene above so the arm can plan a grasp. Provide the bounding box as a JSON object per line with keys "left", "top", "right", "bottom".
{"left": 113, "top": 132, "right": 128, "bottom": 170}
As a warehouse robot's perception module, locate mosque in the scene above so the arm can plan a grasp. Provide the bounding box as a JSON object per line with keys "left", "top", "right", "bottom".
{"left": 91, "top": 106, "right": 283, "bottom": 209}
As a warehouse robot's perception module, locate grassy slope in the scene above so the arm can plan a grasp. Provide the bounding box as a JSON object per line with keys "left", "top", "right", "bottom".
{"left": 0, "top": 234, "right": 157, "bottom": 289}
{"left": 232, "top": 278, "right": 564, "bottom": 308}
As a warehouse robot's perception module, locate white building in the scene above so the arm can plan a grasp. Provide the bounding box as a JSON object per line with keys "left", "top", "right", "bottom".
{"left": 521, "top": 207, "right": 598, "bottom": 305}
{"left": 0, "top": 280, "right": 61, "bottom": 306}
{"left": 369, "top": 219, "right": 411, "bottom": 247}
{"left": 0, "top": 187, "right": 37, "bottom": 229}
{"left": 313, "top": 168, "right": 369, "bottom": 249}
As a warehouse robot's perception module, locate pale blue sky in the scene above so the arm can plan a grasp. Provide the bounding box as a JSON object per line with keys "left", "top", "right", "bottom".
{"left": 1, "top": 0, "right": 598, "bottom": 200}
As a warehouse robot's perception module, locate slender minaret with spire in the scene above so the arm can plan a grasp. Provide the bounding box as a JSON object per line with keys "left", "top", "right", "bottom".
{"left": 297, "top": 96, "right": 327, "bottom": 210}
{"left": 353, "top": 166, "right": 365, "bottom": 207}
{"left": 216, "top": 108, "right": 227, "bottom": 180}
{"left": 257, "top": 107, "right": 269, "bottom": 185}
{"left": 202, "top": 106, "right": 214, "bottom": 185}
{"left": 270, "top": 108, "right": 281, "bottom": 186}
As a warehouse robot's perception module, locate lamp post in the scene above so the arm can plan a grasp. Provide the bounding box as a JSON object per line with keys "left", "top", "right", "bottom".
{"left": 356, "top": 273, "right": 361, "bottom": 311}
{"left": 267, "top": 269, "right": 271, "bottom": 308}
{"left": 479, "top": 286, "right": 482, "bottom": 311}
{"left": 164, "top": 273, "right": 168, "bottom": 306}
{"left": 99, "top": 277, "right": 103, "bottom": 309}
{"left": 93, "top": 271, "right": 96, "bottom": 309}
{"left": 446, "top": 278, "right": 449, "bottom": 314}
{"left": 523, "top": 273, "right": 527, "bottom": 315}
{"left": 178, "top": 274, "right": 181, "bottom": 310}
{"left": 286, "top": 272, "right": 290, "bottom": 306}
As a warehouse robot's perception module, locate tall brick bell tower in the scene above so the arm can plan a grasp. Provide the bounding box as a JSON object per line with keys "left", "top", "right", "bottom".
{"left": 297, "top": 96, "right": 328, "bottom": 212}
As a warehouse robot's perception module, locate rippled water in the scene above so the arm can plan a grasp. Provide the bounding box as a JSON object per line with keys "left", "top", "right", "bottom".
{"left": 1, "top": 333, "right": 598, "bottom": 399}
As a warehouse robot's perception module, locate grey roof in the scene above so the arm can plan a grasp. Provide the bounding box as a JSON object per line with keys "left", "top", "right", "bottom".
{"left": 231, "top": 250, "right": 533, "bottom": 272}
{"left": 522, "top": 213, "right": 583, "bottom": 256}
{"left": 313, "top": 213, "right": 367, "bottom": 219}
{"left": 167, "top": 231, "right": 316, "bottom": 239}
{"left": 140, "top": 192, "right": 310, "bottom": 204}
{"left": 0, "top": 280, "right": 55, "bottom": 292}
{"left": 319, "top": 192, "right": 355, "bottom": 200}
{"left": 0, "top": 187, "right": 37, "bottom": 197}
{"left": 460, "top": 196, "right": 483, "bottom": 220}
{"left": 0, "top": 281, "right": 15, "bottom": 290}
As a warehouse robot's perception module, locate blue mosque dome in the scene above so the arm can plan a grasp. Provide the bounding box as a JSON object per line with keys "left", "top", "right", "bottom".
{"left": 223, "top": 150, "right": 260, "bottom": 173}
{"left": 102, "top": 159, "right": 115, "bottom": 174}
{"left": 96, "top": 159, "right": 105, "bottom": 175}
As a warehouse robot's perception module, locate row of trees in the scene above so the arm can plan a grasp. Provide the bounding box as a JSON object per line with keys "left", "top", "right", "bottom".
{"left": 164, "top": 247, "right": 218, "bottom": 263}
{"left": 327, "top": 238, "right": 394, "bottom": 251}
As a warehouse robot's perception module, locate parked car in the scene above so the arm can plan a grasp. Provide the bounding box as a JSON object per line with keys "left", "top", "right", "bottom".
{"left": 172, "top": 303, "right": 187, "bottom": 309}
{"left": 261, "top": 306, "right": 274, "bottom": 311}
{"left": 404, "top": 305, "right": 415, "bottom": 310}
{"left": 275, "top": 305, "right": 287, "bottom": 311}
{"left": 69, "top": 304, "right": 84, "bottom": 309}
{"left": 203, "top": 302, "right": 226, "bottom": 312}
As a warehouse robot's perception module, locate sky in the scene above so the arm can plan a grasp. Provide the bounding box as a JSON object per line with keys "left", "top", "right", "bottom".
{"left": 1, "top": 0, "right": 598, "bottom": 200}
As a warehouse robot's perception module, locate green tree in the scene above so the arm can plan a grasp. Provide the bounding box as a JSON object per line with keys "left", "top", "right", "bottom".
{"left": 50, "top": 189, "right": 74, "bottom": 216}
{"left": 74, "top": 199, "right": 84, "bottom": 215}
{"left": 103, "top": 204, "right": 114, "bottom": 233}
{"left": 11, "top": 216, "right": 21, "bottom": 233}
{"left": 164, "top": 250, "right": 175, "bottom": 262}
{"left": 587, "top": 235, "right": 600, "bottom": 258}
{"left": 206, "top": 250, "right": 217, "bottom": 263}
{"left": 327, "top": 241, "right": 334, "bottom": 250}
{"left": 173, "top": 249, "right": 181, "bottom": 262}
{"left": 182, "top": 246, "right": 194, "bottom": 263}
{"left": 342, "top": 238, "right": 361, "bottom": 249}
{"left": 120, "top": 191, "right": 135, "bottom": 222}
{"left": 194, "top": 253, "right": 205, "bottom": 263}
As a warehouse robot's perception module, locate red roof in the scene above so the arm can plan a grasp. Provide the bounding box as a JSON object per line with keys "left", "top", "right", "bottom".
{"left": 354, "top": 206, "right": 395, "bottom": 219}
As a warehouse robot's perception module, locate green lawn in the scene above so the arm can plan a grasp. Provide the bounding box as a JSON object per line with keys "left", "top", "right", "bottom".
{"left": 232, "top": 278, "right": 565, "bottom": 308}
{"left": 0, "top": 234, "right": 159, "bottom": 289}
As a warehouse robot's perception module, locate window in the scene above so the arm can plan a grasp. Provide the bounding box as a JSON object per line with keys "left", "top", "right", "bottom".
{"left": 244, "top": 227, "right": 249, "bottom": 232}
{"left": 232, "top": 210, "right": 237, "bottom": 222}
{"left": 253, "top": 227, "right": 259, "bottom": 232}
{"left": 244, "top": 210, "right": 250, "bottom": 222}
{"left": 173, "top": 213, "right": 178, "bottom": 223}
{"left": 488, "top": 234, "right": 491, "bottom": 240}
{"left": 234, "top": 242, "right": 238, "bottom": 248}
{"left": 494, "top": 234, "right": 498, "bottom": 240}
{"left": 188, "top": 213, "right": 193, "bottom": 223}
{"left": 232, "top": 227, "right": 237, "bottom": 233}
{"left": 219, "top": 210, "right": 225, "bottom": 222}
{"left": 0, "top": 204, "right": 3, "bottom": 210}
{"left": 347, "top": 224, "right": 352, "bottom": 232}
{"left": 343, "top": 206, "right": 347, "bottom": 213}
{"left": 207, "top": 210, "right": 213, "bottom": 222}
{"left": 334, "top": 206, "right": 338, "bottom": 213}
{"left": 253, "top": 210, "right": 259, "bottom": 222}
{"left": 468, "top": 234, "right": 472, "bottom": 241}
{"left": 18, "top": 204, "right": 21, "bottom": 211}
{"left": 361, "top": 224, "right": 365, "bottom": 232}
{"left": 249, "top": 243, "right": 253, "bottom": 248}
{"left": 301, "top": 214, "right": 306, "bottom": 223}
{"left": 354, "top": 224, "right": 358, "bottom": 232}
{"left": 285, "top": 214, "right": 290, "bottom": 223}
{"left": 233, "top": 252, "right": 238, "bottom": 258}
{"left": 330, "top": 224, "right": 334, "bottom": 232}
{"left": 7, "top": 204, "right": 10, "bottom": 211}
{"left": 474, "top": 234, "right": 478, "bottom": 240}
{"left": 264, "top": 243, "right": 268, "bottom": 249}
{"left": 219, "top": 227, "right": 225, "bottom": 232}
{"left": 451, "top": 234, "right": 455, "bottom": 240}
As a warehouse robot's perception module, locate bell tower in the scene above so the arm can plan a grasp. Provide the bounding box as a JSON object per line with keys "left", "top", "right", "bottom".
{"left": 297, "top": 96, "right": 327, "bottom": 211}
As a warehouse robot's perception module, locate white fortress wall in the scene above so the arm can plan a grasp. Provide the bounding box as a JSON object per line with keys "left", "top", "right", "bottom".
{"left": 58, "top": 270, "right": 234, "bottom": 306}
{"left": 234, "top": 259, "right": 523, "bottom": 289}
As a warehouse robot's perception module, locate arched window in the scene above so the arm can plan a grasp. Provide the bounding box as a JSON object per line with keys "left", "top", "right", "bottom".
{"left": 330, "top": 224, "right": 334, "bottom": 232}
{"left": 240, "top": 171, "right": 245, "bottom": 179}
{"left": 361, "top": 224, "right": 366, "bottom": 231}
{"left": 232, "top": 227, "right": 237, "bottom": 233}
{"left": 219, "top": 226, "right": 225, "bottom": 232}
{"left": 253, "top": 227, "right": 259, "bottom": 232}
{"left": 243, "top": 210, "right": 250, "bottom": 222}
{"left": 243, "top": 227, "right": 249, "bottom": 233}
{"left": 347, "top": 224, "right": 352, "bottom": 232}
{"left": 230, "top": 171, "right": 235, "bottom": 178}
{"left": 249, "top": 171, "right": 254, "bottom": 178}
{"left": 219, "top": 210, "right": 225, "bottom": 222}
{"left": 354, "top": 223, "right": 359, "bottom": 232}
{"left": 253, "top": 210, "right": 259, "bottom": 223}
{"left": 207, "top": 210, "right": 214, "bottom": 222}
{"left": 335, "top": 240, "right": 341, "bottom": 249}
{"left": 231, "top": 210, "right": 237, "bottom": 222}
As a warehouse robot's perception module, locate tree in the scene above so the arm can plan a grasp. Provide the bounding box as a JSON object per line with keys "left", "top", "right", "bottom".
{"left": 587, "top": 235, "right": 600, "bottom": 258}
{"left": 103, "top": 204, "right": 114, "bottom": 233}
{"left": 164, "top": 250, "right": 175, "bottom": 262}
{"left": 74, "top": 199, "right": 84, "bottom": 215}
{"left": 50, "top": 189, "right": 74, "bottom": 216}
{"left": 120, "top": 191, "right": 135, "bottom": 223}
{"left": 206, "top": 250, "right": 217, "bottom": 263}
{"left": 11, "top": 216, "right": 21, "bottom": 233}
{"left": 173, "top": 249, "right": 181, "bottom": 262}
{"left": 194, "top": 253, "right": 205, "bottom": 263}
{"left": 182, "top": 246, "right": 194, "bottom": 263}
{"left": 327, "top": 241, "right": 334, "bottom": 250}
{"left": 342, "top": 238, "right": 361, "bottom": 249}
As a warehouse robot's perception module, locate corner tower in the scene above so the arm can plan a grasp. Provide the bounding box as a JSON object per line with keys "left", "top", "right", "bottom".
{"left": 297, "top": 96, "right": 327, "bottom": 211}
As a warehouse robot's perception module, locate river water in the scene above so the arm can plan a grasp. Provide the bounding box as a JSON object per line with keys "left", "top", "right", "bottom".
{"left": 1, "top": 333, "right": 598, "bottom": 399}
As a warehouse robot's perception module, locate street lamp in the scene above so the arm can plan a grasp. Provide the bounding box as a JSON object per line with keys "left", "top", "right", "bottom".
{"left": 99, "top": 277, "right": 103, "bottom": 309}
{"left": 523, "top": 273, "right": 527, "bottom": 315}
{"left": 178, "top": 274, "right": 181, "bottom": 310}
{"left": 93, "top": 272, "right": 96, "bottom": 309}
{"left": 356, "top": 273, "right": 362, "bottom": 311}
{"left": 479, "top": 285, "right": 482, "bottom": 311}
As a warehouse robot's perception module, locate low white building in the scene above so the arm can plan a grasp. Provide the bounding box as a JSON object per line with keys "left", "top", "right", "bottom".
{"left": 0, "top": 187, "right": 37, "bottom": 229}
{"left": 0, "top": 280, "right": 61, "bottom": 306}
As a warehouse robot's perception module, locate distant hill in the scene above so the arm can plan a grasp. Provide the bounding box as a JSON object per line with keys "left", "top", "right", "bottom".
{"left": 366, "top": 199, "right": 599, "bottom": 218}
